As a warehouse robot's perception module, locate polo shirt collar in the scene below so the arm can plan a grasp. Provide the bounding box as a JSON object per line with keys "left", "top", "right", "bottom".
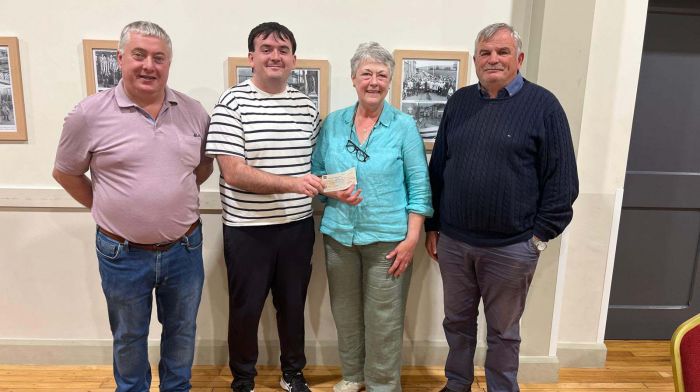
{"left": 114, "top": 80, "right": 179, "bottom": 109}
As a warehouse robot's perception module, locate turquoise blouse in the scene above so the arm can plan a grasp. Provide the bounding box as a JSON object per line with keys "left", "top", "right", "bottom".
{"left": 311, "top": 101, "right": 433, "bottom": 247}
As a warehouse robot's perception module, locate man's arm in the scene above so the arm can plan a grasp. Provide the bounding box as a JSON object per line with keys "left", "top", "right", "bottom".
{"left": 533, "top": 103, "right": 579, "bottom": 241}
{"left": 52, "top": 168, "right": 93, "bottom": 209}
{"left": 194, "top": 156, "right": 214, "bottom": 186}
{"left": 217, "top": 155, "right": 323, "bottom": 197}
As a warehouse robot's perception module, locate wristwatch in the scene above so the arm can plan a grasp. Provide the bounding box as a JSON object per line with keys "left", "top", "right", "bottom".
{"left": 531, "top": 237, "right": 547, "bottom": 252}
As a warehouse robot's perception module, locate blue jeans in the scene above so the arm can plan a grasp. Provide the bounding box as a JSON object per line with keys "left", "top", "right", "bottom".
{"left": 95, "top": 223, "right": 205, "bottom": 392}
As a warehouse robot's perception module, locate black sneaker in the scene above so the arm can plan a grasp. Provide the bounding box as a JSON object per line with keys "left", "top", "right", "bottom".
{"left": 280, "top": 371, "right": 311, "bottom": 392}
{"left": 231, "top": 378, "right": 255, "bottom": 392}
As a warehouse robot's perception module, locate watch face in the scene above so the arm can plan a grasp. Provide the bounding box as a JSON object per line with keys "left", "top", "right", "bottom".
{"left": 536, "top": 241, "right": 547, "bottom": 251}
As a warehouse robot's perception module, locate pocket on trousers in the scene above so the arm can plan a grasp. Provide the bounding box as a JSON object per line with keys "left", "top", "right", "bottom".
{"left": 184, "top": 224, "right": 203, "bottom": 251}
{"left": 95, "top": 233, "right": 123, "bottom": 261}
{"left": 526, "top": 238, "right": 541, "bottom": 255}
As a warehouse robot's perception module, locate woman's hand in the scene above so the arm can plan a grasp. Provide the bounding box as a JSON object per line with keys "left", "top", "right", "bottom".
{"left": 386, "top": 235, "right": 418, "bottom": 277}
{"left": 324, "top": 184, "right": 363, "bottom": 206}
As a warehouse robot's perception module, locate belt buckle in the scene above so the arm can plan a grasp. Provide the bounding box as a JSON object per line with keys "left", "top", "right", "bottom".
{"left": 152, "top": 241, "right": 172, "bottom": 250}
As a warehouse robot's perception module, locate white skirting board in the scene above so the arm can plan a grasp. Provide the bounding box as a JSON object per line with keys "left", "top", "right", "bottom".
{"left": 0, "top": 339, "right": 567, "bottom": 383}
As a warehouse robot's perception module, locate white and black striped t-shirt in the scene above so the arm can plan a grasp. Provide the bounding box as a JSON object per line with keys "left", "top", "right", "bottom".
{"left": 206, "top": 80, "right": 320, "bottom": 226}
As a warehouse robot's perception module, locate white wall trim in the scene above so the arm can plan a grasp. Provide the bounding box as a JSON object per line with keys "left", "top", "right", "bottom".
{"left": 0, "top": 187, "right": 222, "bottom": 210}
{"left": 0, "top": 339, "right": 558, "bottom": 381}
{"left": 557, "top": 341, "right": 607, "bottom": 368}
{"left": 597, "top": 187, "right": 624, "bottom": 343}
{"left": 549, "top": 228, "right": 570, "bottom": 357}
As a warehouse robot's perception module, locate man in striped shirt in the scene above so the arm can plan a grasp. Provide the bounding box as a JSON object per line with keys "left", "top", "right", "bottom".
{"left": 205, "top": 22, "right": 322, "bottom": 392}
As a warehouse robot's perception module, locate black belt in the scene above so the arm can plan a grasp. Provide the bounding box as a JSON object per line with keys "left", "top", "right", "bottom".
{"left": 98, "top": 220, "right": 199, "bottom": 251}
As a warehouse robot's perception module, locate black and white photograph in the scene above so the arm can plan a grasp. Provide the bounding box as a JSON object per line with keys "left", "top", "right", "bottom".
{"left": 0, "top": 46, "right": 16, "bottom": 130}
{"left": 392, "top": 50, "right": 469, "bottom": 148}
{"left": 399, "top": 59, "right": 457, "bottom": 140}
{"left": 288, "top": 68, "right": 320, "bottom": 108}
{"left": 234, "top": 66, "right": 319, "bottom": 109}
{"left": 92, "top": 49, "right": 121, "bottom": 92}
{"left": 401, "top": 101, "right": 446, "bottom": 141}
{"left": 228, "top": 57, "right": 330, "bottom": 118}
{"left": 400, "top": 59, "right": 458, "bottom": 103}
{"left": 235, "top": 66, "right": 253, "bottom": 84}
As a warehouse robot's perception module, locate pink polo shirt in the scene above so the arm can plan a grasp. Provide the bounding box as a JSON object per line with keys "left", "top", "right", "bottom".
{"left": 55, "top": 82, "right": 210, "bottom": 243}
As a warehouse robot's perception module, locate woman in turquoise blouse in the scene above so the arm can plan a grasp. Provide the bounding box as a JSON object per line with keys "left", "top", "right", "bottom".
{"left": 311, "top": 42, "right": 433, "bottom": 392}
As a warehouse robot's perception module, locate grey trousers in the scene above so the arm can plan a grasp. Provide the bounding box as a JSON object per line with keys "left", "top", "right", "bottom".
{"left": 324, "top": 235, "right": 411, "bottom": 392}
{"left": 437, "top": 233, "right": 539, "bottom": 392}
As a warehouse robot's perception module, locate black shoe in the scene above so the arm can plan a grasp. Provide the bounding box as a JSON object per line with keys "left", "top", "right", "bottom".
{"left": 280, "top": 371, "right": 311, "bottom": 392}
{"left": 231, "top": 378, "right": 255, "bottom": 392}
{"left": 439, "top": 386, "right": 459, "bottom": 392}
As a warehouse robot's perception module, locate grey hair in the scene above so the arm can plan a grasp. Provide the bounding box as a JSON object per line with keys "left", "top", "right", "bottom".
{"left": 350, "top": 42, "right": 395, "bottom": 78}
{"left": 118, "top": 21, "right": 172, "bottom": 54}
{"left": 475, "top": 23, "right": 522, "bottom": 54}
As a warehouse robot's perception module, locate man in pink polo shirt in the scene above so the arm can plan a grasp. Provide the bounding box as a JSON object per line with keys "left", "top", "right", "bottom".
{"left": 53, "top": 21, "right": 212, "bottom": 392}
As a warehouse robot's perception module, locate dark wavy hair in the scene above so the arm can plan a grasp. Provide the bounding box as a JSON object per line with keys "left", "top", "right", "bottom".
{"left": 248, "top": 22, "right": 297, "bottom": 54}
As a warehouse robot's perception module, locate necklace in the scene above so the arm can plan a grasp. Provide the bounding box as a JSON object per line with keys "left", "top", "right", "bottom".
{"left": 351, "top": 103, "right": 381, "bottom": 145}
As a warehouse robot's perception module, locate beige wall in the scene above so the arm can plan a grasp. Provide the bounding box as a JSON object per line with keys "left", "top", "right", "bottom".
{"left": 0, "top": 0, "right": 650, "bottom": 381}
{"left": 558, "top": 0, "right": 649, "bottom": 346}
{"left": 0, "top": 0, "right": 510, "bottom": 362}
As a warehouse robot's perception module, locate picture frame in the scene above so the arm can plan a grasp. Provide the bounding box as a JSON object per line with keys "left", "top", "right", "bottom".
{"left": 227, "top": 57, "right": 330, "bottom": 118}
{"left": 83, "top": 39, "right": 122, "bottom": 95}
{"left": 0, "top": 37, "right": 27, "bottom": 141}
{"left": 392, "top": 50, "right": 470, "bottom": 150}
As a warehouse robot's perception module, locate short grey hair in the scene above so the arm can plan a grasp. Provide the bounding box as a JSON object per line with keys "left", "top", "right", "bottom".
{"left": 118, "top": 21, "right": 172, "bottom": 54}
{"left": 350, "top": 42, "right": 395, "bottom": 79}
{"left": 475, "top": 23, "right": 522, "bottom": 54}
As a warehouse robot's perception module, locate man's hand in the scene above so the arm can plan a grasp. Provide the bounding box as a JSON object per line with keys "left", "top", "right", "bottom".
{"left": 425, "top": 231, "right": 439, "bottom": 261}
{"left": 324, "top": 184, "right": 362, "bottom": 205}
{"left": 291, "top": 174, "right": 325, "bottom": 197}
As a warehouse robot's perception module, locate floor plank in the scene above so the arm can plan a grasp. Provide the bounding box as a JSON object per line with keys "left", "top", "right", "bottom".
{"left": 0, "top": 341, "right": 674, "bottom": 391}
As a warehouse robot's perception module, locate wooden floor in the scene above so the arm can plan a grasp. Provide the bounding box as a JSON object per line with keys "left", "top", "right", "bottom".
{"left": 0, "top": 341, "right": 674, "bottom": 391}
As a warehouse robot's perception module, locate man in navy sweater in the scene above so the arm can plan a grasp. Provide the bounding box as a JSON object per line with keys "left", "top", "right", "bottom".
{"left": 424, "top": 23, "right": 579, "bottom": 392}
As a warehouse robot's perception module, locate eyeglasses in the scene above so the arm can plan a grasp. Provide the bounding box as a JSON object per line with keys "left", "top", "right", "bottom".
{"left": 346, "top": 139, "right": 370, "bottom": 162}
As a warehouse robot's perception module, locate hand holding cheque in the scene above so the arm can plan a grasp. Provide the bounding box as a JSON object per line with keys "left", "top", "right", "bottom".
{"left": 322, "top": 168, "right": 362, "bottom": 206}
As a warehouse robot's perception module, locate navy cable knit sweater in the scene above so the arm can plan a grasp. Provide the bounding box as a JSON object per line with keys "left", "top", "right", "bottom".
{"left": 424, "top": 80, "right": 579, "bottom": 247}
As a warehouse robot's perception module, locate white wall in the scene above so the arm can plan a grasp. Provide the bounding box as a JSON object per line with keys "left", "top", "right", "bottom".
{"left": 0, "top": 0, "right": 651, "bottom": 381}
{"left": 0, "top": 0, "right": 516, "bottom": 189}
{"left": 0, "top": 0, "right": 515, "bottom": 364}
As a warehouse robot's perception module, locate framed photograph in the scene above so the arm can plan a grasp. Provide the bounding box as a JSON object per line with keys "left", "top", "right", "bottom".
{"left": 83, "top": 40, "right": 122, "bottom": 95}
{"left": 392, "top": 50, "right": 470, "bottom": 149}
{"left": 0, "top": 37, "right": 27, "bottom": 141}
{"left": 227, "top": 57, "right": 330, "bottom": 118}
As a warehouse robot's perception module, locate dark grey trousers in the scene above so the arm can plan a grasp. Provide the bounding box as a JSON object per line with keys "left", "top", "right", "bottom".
{"left": 437, "top": 233, "right": 539, "bottom": 392}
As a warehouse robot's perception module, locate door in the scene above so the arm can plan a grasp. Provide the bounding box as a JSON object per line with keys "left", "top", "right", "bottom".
{"left": 606, "top": 3, "right": 700, "bottom": 339}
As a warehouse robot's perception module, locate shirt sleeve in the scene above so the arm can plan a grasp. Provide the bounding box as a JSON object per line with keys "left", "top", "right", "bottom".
{"left": 205, "top": 90, "right": 245, "bottom": 159}
{"left": 54, "top": 103, "right": 92, "bottom": 175}
{"left": 310, "top": 115, "right": 329, "bottom": 177}
{"left": 196, "top": 104, "right": 212, "bottom": 165}
{"left": 533, "top": 101, "right": 579, "bottom": 241}
{"left": 401, "top": 116, "right": 433, "bottom": 217}
{"left": 310, "top": 108, "right": 321, "bottom": 150}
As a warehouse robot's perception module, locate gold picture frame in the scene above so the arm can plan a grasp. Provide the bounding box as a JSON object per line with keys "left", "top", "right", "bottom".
{"left": 83, "top": 39, "right": 121, "bottom": 95}
{"left": 392, "top": 50, "right": 470, "bottom": 150}
{"left": 227, "top": 57, "right": 330, "bottom": 118}
{"left": 0, "top": 37, "right": 27, "bottom": 141}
